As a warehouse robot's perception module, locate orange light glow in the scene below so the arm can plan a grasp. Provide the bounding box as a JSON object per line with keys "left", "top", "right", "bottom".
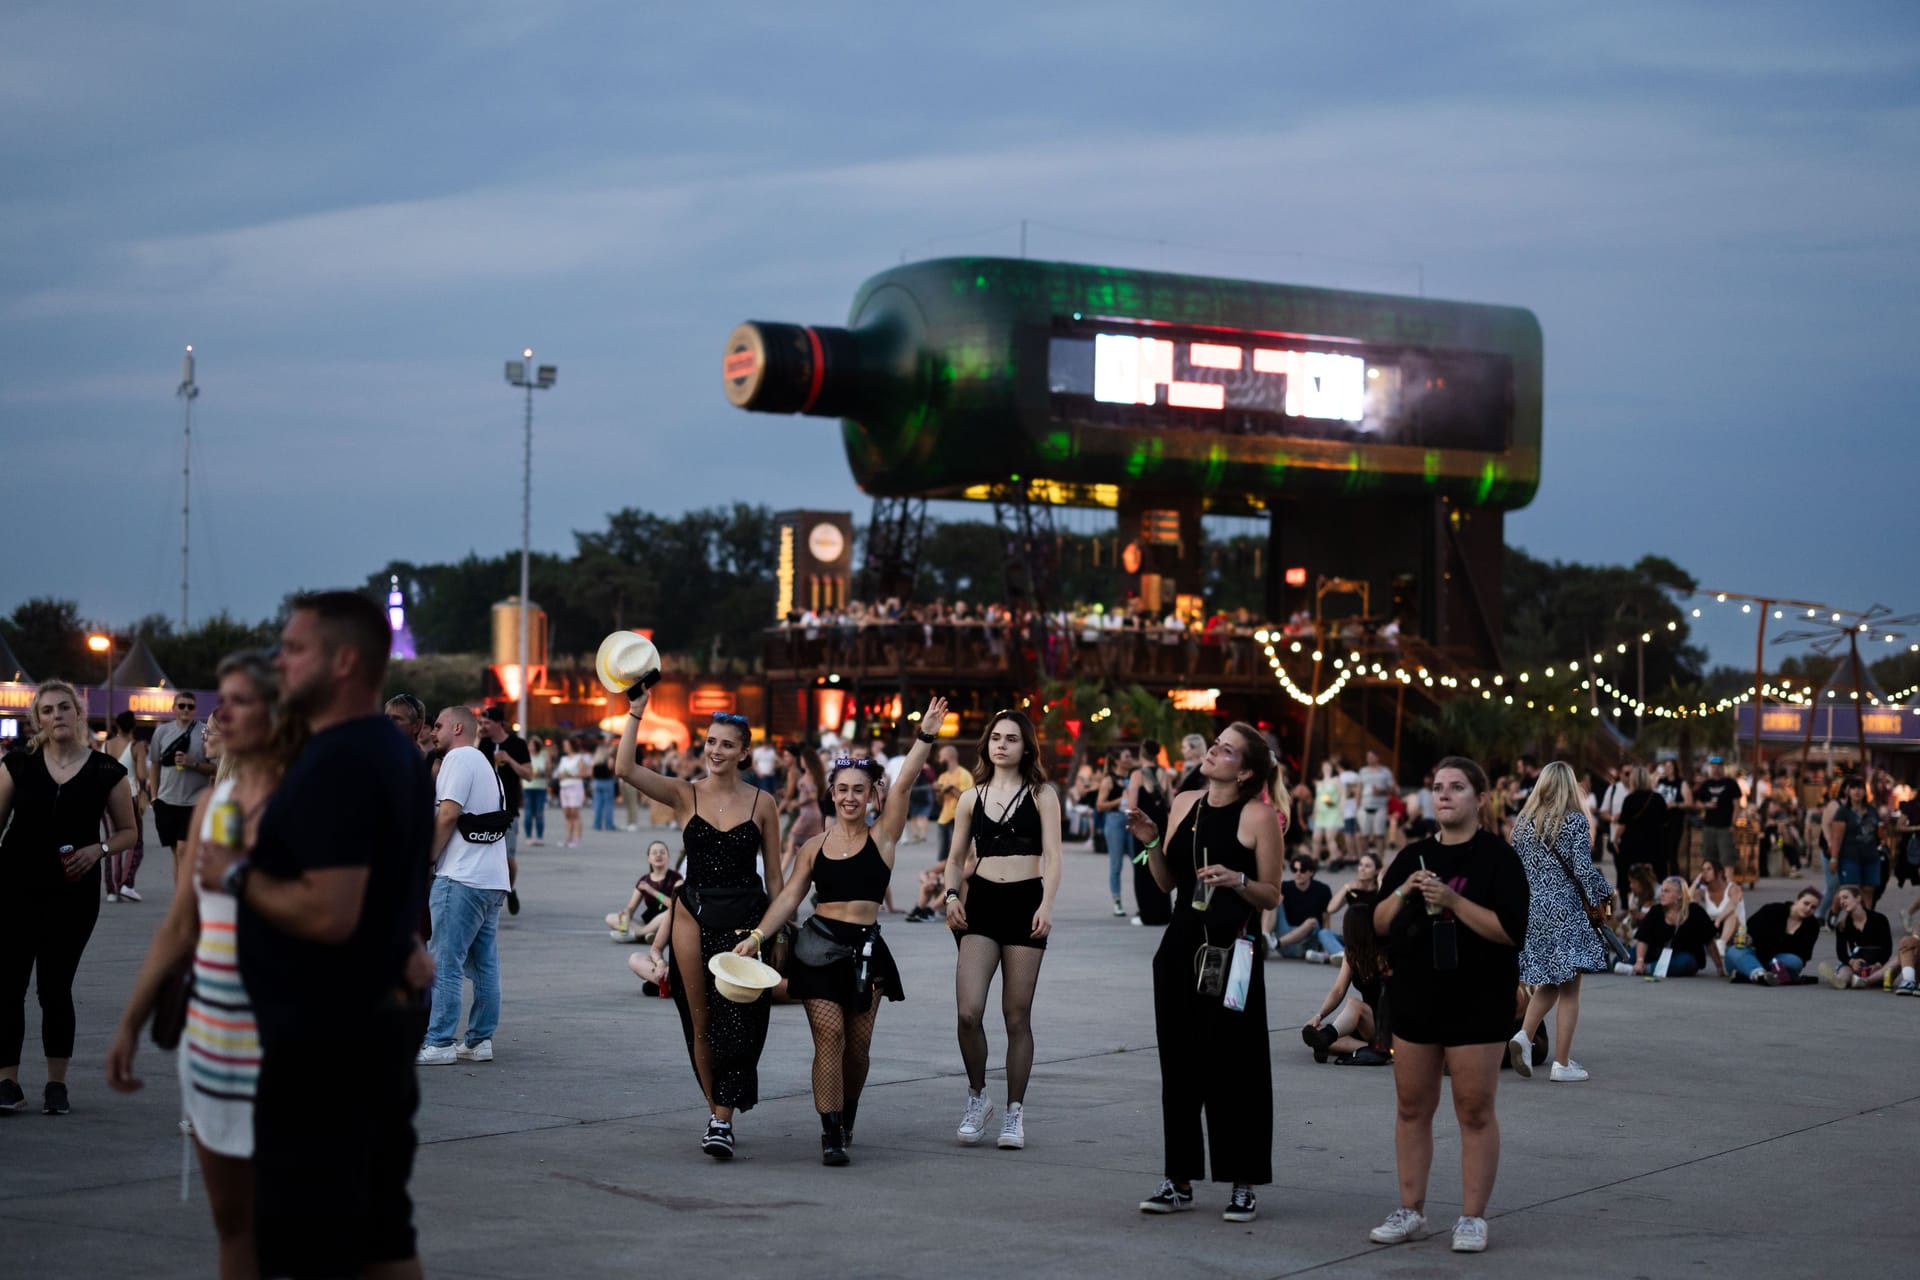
{"left": 87, "top": 635, "right": 111, "bottom": 653}
{"left": 1188, "top": 342, "right": 1242, "bottom": 370}
{"left": 1285, "top": 566, "right": 1308, "bottom": 587}
{"left": 1166, "top": 381, "right": 1225, "bottom": 409}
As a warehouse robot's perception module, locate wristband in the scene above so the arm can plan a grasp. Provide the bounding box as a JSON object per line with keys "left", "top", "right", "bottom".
{"left": 1239, "top": 873, "right": 1248, "bottom": 889}
{"left": 944, "top": 889, "right": 961, "bottom": 903}
{"left": 1394, "top": 885, "right": 1407, "bottom": 899}
{"left": 748, "top": 929, "right": 764, "bottom": 951}
{"left": 917, "top": 730, "right": 937, "bottom": 744}
{"left": 1141, "top": 836, "right": 1162, "bottom": 851}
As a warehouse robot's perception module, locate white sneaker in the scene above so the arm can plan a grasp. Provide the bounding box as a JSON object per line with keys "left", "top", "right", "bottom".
{"left": 1451, "top": 1216, "right": 1489, "bottom": 1252}
{"left": 957, "top": 1093, "right": 994, "bottom": 1145}
{"left": 456, "top": 1039, "right": 493, "bottom": 1062}
{"left": 1612, "top": 961, "right": 1634, "bottom": 975}
{"left": 1549, "top": 1059, "right": 1589, "bottom": 1082}
{"left": 1129, "top": 915, "right": 1145, "bottom": 927}
{"left": 119, "top": 886, "right": 144, "bottom": 902}
{"left": 1305, "top": 949, "right": 1327, "bottom": 964}
{"left": 997, "top": 1103, "right": 1025, "bottom": 1149}
{"left": 1369, "top": 1207, "right": 1427, "bottom": 1244}
{"left": 1507, "top": 1032, "right": 1533, "bottom": 1078}
{"left": 1895, "top": 978, "right": 1918, "bottom": 997}
{"left": 416, "top": 1044, "right": 458, "bottom": 1065}
{"left": 1819, "top": 961, "right": 1851, "bottom": 990}
{"left": 104, "top": 893, "right": 119, "bottom": 903}
{"left": 1112, "top": 898, "right": 1126, "bottom": 917}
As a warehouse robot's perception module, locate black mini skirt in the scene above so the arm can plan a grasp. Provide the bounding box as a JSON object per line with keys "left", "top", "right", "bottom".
{"left": 786, "top": 915, "right": 905, "bottom": 1011}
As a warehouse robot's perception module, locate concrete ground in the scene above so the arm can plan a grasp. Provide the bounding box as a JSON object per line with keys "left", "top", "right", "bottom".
{"left": 4, "top": 812, "right": 1916, "bottom": 1279}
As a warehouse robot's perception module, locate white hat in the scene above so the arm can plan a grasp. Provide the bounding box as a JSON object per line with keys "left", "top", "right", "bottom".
{"left": 708, "top": 952, "right": 780, "bottom": 1003}
{"left": 595, "top": 630, "right": 661, "bottom": 695}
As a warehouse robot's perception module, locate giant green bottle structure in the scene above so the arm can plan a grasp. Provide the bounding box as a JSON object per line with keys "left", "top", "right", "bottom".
{"left": 724, "top": 257, "right": 1541, "bottom": 516}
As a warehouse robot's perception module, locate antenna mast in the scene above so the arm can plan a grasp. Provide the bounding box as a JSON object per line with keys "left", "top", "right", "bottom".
{"left": 177, "top": 346, "right": 199, "bottom": 630}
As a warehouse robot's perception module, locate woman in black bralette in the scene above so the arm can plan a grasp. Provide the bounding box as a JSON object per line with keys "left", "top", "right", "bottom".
{"left": 737, "top": 697, "right": 946, "bottom": 1165}
{"left": 940, "top": 709, "right": 1062, "bottom": 1152}
{"left": 615, "top": 699, "right": 784, "bottom": 1160}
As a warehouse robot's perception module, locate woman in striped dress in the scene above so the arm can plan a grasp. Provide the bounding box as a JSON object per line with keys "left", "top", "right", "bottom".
{"left": 109, "top": 652, "right": 304, "bottom": 1280}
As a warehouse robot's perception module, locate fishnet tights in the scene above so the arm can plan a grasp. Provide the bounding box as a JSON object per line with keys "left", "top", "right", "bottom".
{"left": 802, "top": 991, "right": 882, "bottom": 1114}
{"left": 954, "top": 934, "right": 1045, "bottom": 1104}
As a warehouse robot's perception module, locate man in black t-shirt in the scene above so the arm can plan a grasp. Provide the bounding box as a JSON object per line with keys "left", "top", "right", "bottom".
{"left": 1276, "top": 855, "right": 1345, "bottom": 962}
{"left": 200, "top": 591, "right": 430, "bottom": 1279}
{"left": 1694, "top": 758, "right": 1742, "bottom": 870}
{"left": 479, "top": 706, "right": 533, "bottom": 915}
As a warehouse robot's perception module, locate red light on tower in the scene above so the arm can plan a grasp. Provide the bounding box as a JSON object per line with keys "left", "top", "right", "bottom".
{"left": 1284, "top": 566, "right": 1308, "bottom": 587}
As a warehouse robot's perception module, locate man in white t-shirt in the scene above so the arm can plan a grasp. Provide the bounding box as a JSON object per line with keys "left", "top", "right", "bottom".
{"left": 420, "top": 705, "right": 510, "bottom": 1066}
{"left": 1356, "top": 750, "right": 1396, "bottom": 859}
{"left": 751, "top": 741, "right": 778, "bottom": 794}
{"left": 1599, "top": 765, "right": 1632, "bottom": 859}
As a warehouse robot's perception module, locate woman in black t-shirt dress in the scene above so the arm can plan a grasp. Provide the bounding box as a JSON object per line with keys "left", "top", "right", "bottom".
{"left": 0, "top": 680, "right": 140, "bottom": 1115}
{"left": 1366, "top": 756, "right": 1528, "bottom": 1255}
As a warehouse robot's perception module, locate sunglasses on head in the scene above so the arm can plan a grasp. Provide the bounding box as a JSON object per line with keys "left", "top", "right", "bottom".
{"left": 710, "top": 712, "right": 750, "bottom": 729}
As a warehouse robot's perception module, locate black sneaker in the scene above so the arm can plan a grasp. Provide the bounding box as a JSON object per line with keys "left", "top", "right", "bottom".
{"left": 1302, "top": 1023, "right": 1338, "bottom": 1063}
{"left": 1139, "top": 1179, "right": 1194, "bottom": 1214}
{"left": 0, "top": 1079, "right": 24, "bottom": 1112}
{"left": 506, "top": 890, "right": 521, "bottom": 916}
{"left": 1223, "top": 1185, "right": 1258, "bottom": 1222}
{"left": 42, "top": 1082, "right": 69, "bottom": 1116}
{"left": 702, "top": 1117, "right": 734, "bottom": 1159}
{"left": 1334, "top": 1046, "right": 1393, "bottom": 1066}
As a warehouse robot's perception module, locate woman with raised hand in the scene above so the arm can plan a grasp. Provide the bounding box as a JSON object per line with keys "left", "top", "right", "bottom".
{"left": 1126, "top": 723, "right": 1285, "bottom": 1224}
{"left": 107, "top": 652, "right": 305, "bottom": 1279}
{"left": 0, "top": 681, "right": 139, "bottom": 1117}
{"left": 617, "top": 701, "right": 783, "bottom": 1159}
{"left": 1367, "top": 756, "right": 1529, "bottom": 1255}
{"left": 1509, "top": 761, "right": 1615, "bottom": 1083}
{"left": 941, "top": 709, "right": 1062, "bottom": 1152}
{"left": 735, "top": 697, "right": 946, "bottom": 1165}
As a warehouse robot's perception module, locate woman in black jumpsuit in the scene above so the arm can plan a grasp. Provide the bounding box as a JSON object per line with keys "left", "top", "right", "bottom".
{"left": 1125, "top": 722, "right": 1286, "bottom": 1224}
{"left": 0, "top": 680, "right": 140, "bottom": 1115}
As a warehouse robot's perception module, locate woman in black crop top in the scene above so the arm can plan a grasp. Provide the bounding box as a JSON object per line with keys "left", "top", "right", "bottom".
{"left": 939, "top": 710, "right": 1063, "bottom": 1151}
{"left": 0, "top": 680, "right": 140, "bottom": 1116}
{"left": 1123, "top": 721, "right": 1285, "bottom": 1224}
{"left": 615, "top": 695, "right": 784, "bottom": 1160}
{"left": 736, "top": 696, "right": 945, "bottom": 1165}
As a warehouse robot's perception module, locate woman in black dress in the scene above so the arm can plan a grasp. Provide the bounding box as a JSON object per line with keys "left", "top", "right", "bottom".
{"left": 1367, "top": 756, "right": 1529, "bottom": 1255}
{"left": 0, "top": 680, "right": 140, "bottom": 1115}
{"left": 736, "top": 697, "right": 945, "bottom": 1164}
{"left": 616, "top": 698, "right": 784, "bottom": 1159}
{"left": 1124, "top": 722, "right": 1285, "bottom": 1224}
{"left": 1614, "top": 765, "right": 1669, "bottom": 893}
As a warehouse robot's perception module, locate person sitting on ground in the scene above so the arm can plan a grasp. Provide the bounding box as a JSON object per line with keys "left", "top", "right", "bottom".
{"left": 609, "top": 839, "right": 684, "bottom": 944}
{"left": 1275, "top": 854, "right": 1345, "bottom": 963}
{"left": 905, "top": 856, "right": 952, "bottom": 923}
{"left": 1328, "top": 852, "right": 1381, "bottom": 922}
{"left": 1726, "top": 886, "right": 1822, "bottom": 986}
{"left": 1631, "top": 877, "right": 1722, "bottom": 977}
{"left": 1819, "top": 885, "right": 1894, "bottom": 990}
{"left": 1890, "top": 916, "right": 1919, "bottom": 996}
{"left": 1692, "top": 857, "right": 1746, "bottom": 954}
{"left": 1302, "top": 885, "right": 1390, "bottom": 1065}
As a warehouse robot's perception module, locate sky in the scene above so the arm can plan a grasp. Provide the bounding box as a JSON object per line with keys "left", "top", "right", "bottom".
{"left": 3, "top": 1, "right": 1916, "bottom": 670}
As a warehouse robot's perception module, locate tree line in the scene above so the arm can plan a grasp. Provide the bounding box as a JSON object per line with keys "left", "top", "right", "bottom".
{"left": 6, "top": 505, "right": 1911, "bottom": 718}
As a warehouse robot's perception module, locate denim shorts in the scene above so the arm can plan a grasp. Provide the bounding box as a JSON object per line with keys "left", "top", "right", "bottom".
{"left": 1837, "top": 857, "right": 1883, "bottom": 889}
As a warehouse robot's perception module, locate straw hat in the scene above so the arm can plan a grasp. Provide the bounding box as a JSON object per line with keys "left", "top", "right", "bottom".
{"left": 708, "top": 952, "right": 780, "bottom": 1003}
{"left": 595, "top": 630, "right": 661, "bottom": 695}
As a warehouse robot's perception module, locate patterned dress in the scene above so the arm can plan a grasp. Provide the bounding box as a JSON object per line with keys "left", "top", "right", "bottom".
{"left": 179, "top": 779, "right": 260, "bottom": 1157}
{"left": 667, "top": 792, "right": 771, "bottom": 1112}
{"left": 1515, "top": 811, "right": 1613, "bottom": 986}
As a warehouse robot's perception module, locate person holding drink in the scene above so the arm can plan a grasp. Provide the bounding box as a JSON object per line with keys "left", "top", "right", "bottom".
{"left": 1367, "top": 756, "right": 1529, "bottom": 1255}
{"left": 1125, "top": 722, "right": 1285, "bottom": 1224}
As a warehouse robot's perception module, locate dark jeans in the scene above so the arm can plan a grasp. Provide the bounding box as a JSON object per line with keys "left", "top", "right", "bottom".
{"left": 254, "top": 1010, "right": 423, "bottom": 1277}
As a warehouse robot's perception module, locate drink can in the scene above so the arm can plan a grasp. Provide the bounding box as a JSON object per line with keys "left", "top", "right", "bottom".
{"left": 210, "top": 799, "right": 244, "bottom": 848}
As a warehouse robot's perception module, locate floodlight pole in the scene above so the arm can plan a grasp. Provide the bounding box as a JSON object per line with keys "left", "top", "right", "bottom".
{"left": 505, "top": 350, "right": 555, "bottom": 734}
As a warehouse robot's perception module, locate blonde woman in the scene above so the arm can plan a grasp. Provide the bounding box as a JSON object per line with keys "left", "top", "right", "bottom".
{"left": 1508, "top": 762, "right": 1615, "bottom": 1083}
{"left": 108, "top": 652, "right": 305, "bottom": 1278}
{"left": 0, "top": 681, "right": 139, "bottom": 1115}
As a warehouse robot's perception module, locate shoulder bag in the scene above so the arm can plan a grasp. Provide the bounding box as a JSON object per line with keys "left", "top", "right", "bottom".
{"left": 455, "top": 763, "right": 513, "bottom": 843}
